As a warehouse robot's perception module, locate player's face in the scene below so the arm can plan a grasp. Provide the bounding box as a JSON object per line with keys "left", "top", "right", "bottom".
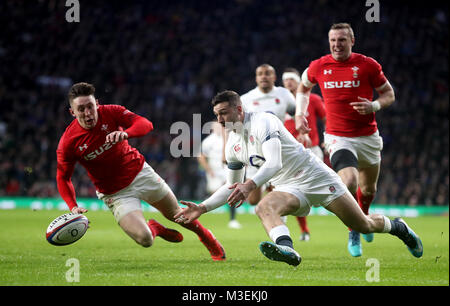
{"left": 328, "top": 29, "right": 354, "bottom": 61}
{"left": 70, "top": 95, "right": 99, "bottom": 129}
{"left": 213, "top": 102, "right": 242, "bottom": 130}
{"left": 283, "top": 78, "right": 299, "bottom": 94}
{"left": 256, "top": 66, "right": 276, "bottom": 92}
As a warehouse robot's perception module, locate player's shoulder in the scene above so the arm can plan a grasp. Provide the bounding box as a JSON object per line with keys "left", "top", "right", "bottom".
{"left": 352, "top": 52, "right": 381, "bottom": 66}
{"left": 273, "top": 86, "right": 293, "bottom": 97}
{"left": 248, "top": 111, "right": 280, "bottom": 129}
{"left": 99, "top": 104, "right": 127, "bottom": 114}
{"left": 240, "top": 87, "right": 258, "bottom": 100}
{"left": 310, "top": 54, "right": 334, "bottom": 66}
{"left": 58, "top": 120, "right": 80, "bottom": 150}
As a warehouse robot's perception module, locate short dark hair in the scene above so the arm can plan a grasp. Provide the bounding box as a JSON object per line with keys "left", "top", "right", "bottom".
{"left": 211, "top": 90, "right": 241, "bottom": 107}
{"left": 68, "top": 82, "right": 96, "bottom": 104}
{"left": 329, "top": 22, "right": 354, "bottom": 39}
{"left": 256, "top": 63, "right": 276, "bottom": 74}
{"left": 283, "top": 67, "right": 300, "bottom": 76}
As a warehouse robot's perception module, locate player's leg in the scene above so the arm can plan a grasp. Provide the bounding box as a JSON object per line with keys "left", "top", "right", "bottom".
{"left": 255, "top": 191, "right": 302, "bottom": 266}
{"left": 325, "top": 191, "right": 423, "bottom": 257}
{"left": 247, "top": 186, "right": 262, "bottom": 205}
{"left": 355, "top": 131, "right": 383, "bottom": 242}
{"left": 325, "top": 191, "right": 383, "bottom": 233}
{"left": 118, "top": 209, "right": 154, "bottom": 247}
{"left": 296, "top": 217, "right": 310, "bottom": 241}
{"left": 331, "top": 149, "right": 362, "bottom": 256}
{"left": 357, "top": 163, "right": 380, "bottom": 242}
{"left": 148, "top": 189, "right": 226, "bottom": 261}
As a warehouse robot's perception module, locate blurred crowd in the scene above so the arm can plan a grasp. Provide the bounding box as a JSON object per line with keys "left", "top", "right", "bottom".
{"left": 0, "top": 0, "right": 448, "bottom": 206}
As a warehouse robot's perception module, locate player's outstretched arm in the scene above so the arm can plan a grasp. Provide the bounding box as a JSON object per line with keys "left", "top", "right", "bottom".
{"left": 295, "top": 79, "right": 313, "bottom": 134}
{"left": 174, "top": 162, "right": 246, "bottom": 223}
{"left": 175, "top": 201, "right": 205, "bottom": 224}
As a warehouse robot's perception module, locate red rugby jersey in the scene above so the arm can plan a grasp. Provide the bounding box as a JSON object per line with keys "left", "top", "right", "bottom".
{"left": 56, "top": 104, "right": 153, "bottom": 210}
{"left": 306, "top": 52, "right": 387, "bottom": 137}
{"left": 285, "top": 93, "right": 325, "bottom": 147}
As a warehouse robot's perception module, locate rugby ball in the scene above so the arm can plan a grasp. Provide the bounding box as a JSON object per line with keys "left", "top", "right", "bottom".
{"left": 46, "top": 213, "right": 89, "bottom": 246}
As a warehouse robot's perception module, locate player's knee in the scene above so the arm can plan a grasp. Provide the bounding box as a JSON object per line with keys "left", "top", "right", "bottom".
{"left": 338, "top": 171, "right": 358, "bottom": 194}
{"left": 359, "top": 185, "right": 377, "bottom": 197}
{"left": 254, "top": 201, "right": 269, "bottom": 218}
{"left": 135, "top": 232, "right": 153, "bottom": 248}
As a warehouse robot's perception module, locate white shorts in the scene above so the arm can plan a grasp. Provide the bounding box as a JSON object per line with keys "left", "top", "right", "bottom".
{"left": 324, "top": 130, "right": 383, "bottom": 168}
{"left": 96, "top": 162, "right": 171, "bottom": 222}
{"left": 273, "top": 156, "right": 348, "bottom": 217}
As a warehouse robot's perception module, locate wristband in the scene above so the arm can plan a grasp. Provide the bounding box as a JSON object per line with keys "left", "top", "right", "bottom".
{"left": 372, "top": 100, "right": 381, "bottom": 112}
{"left": 295, "top": 93, "right": 309, "bottom": 116}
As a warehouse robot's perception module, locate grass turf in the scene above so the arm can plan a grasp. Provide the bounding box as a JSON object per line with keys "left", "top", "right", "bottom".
{"left": 0, "top": 209, "right": 448, "bottom": 286}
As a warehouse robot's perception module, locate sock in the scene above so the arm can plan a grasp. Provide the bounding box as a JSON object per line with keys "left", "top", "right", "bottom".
{"left": 230, "top": 206, "right": 236, "bottom": 220}
{"left": 357, "top": 186, "right": 375, "bottom": 215}
{"left": 179, "top": 219, "right": 207, "bottom": 238}
{"left": 296, "top": 216, "right": 309, "bottom": 233}
{"left": 387, "top": 218, "right": 407, "bottom": 237}
{"left": 147, "top": 221, "right": 159, "bottom": 238}
{"left": 275, "top": 235, "right": 294, "bottom": 249}
{"left": 269, "top": 225, "right": 293, "bottom": 248}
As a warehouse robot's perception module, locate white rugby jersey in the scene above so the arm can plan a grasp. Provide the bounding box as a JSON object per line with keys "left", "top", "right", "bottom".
{"left": 201, "top": 132, "right": 227, "bottom": 178}
{"left": 240, "top": 86, "right": 296, "bottom": 122}
{"left": 225, "top": 112, "right": 315, "bottom": 187}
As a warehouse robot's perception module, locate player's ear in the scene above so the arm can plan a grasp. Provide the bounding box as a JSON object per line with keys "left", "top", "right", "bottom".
{"left": 95, "top": 99, "right": 100, "bottom": 108}
{"left": 69, "top": 107, "right": 75, "bottom": 117}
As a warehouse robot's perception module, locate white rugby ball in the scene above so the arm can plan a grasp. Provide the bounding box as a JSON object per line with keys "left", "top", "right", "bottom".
{"left": 46, "top": 213, "right": 89, "bottom": 246}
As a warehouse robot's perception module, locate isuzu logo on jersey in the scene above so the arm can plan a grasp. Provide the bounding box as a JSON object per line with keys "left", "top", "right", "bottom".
{"left": 83, "top": 142, "right": 114, "bottom": 161}
{"left": 323, "top": 80, "right": 360, "bottom": 89}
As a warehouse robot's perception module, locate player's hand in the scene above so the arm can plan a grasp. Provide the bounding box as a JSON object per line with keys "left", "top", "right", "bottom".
{"left": 350, "top": 97, "right": 374, "bottom": 115}
{"left": 105, "top": 131, "right": 128, "bottom": 144}
{"left": 174, "top": 201, "right": 205, "bottom": 224}
{"left": 71, "top": 206, "right": 88, "bottom": 214}
{"left": 294, "top": 115, "right": 311, "bottom": 134}
{"left": 227, "top": 181, "right": 256, "bottom": 208}
{"left": 296, "top": 133, "right": 312, "bottom": 148}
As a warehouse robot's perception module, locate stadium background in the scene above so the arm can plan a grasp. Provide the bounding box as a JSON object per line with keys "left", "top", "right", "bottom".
{"left": 0, "top": 0, "right": 448, "bottom": 210}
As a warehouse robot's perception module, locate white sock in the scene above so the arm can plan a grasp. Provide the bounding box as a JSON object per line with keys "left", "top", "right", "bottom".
{"left": 382, "top": 216, "right": 391, "bottom": 233}
{"left": 269, "top": 224, "right": 291, "bottom": 243}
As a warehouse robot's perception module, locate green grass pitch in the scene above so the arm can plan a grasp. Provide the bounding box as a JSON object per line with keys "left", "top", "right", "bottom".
{"left": 0, "top": 209, "right": 448, "bottom": 286}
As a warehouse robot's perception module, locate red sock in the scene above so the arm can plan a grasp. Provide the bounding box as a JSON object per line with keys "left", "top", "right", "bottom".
{"left": 147, "top": 222, "right": 160, "bottom": 238}
{"left": 296, "top": 216, "right": 310, "bottom": 233}
{"left": 357, "top": 186, "right": 375, "bottom": 215}
{"left": 179, "top": 219, "right": 208, "bottom": 238}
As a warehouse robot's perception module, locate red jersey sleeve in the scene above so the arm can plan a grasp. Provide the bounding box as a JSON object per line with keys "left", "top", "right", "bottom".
{"left": 107, "top": 105, "right": 154, "bottom": 138}
{"left": 366, "top": 56, "right": 387, "bottom": 89}
{"left": 307, "top": 59, "right": 320, "bottom": 84}
{"left": 56, "top": 135, "right": 78, "bottom": 211}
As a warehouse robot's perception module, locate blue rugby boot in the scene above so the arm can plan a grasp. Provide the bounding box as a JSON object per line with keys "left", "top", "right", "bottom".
{"left": 362, "top": 233, "right": 374, "bottom": 242}
{"left": 394, "top": 218, "right": 423, "bottom": 258}
{"left": 259, "top": 241, "right": 301, "bottom": 266}
{"left": 348, "top": 230, "right": 362, "bottom": 257}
